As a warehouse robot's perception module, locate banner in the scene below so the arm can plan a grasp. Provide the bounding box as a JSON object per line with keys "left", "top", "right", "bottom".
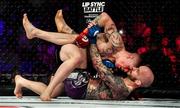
{"left": 81, "top": 1, "right": 106, "bottom": 23}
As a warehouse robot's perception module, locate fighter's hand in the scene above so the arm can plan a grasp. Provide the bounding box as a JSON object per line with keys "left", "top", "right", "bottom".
{"left": 75, "top": 33, "right": 89, "bottom": 48}
{"left": 87, "top": 22, "right": 101, "bottom": 38}
{"left": 87, "top": 23, "right": 101, "bottom": 44}
{"left": 75, "top": 28, "right": 89, "bottom": 48}
{"left": 102, "top": 59, "right": 115, "bottom": 69}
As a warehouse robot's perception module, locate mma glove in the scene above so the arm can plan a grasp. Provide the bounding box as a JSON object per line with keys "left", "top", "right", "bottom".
{"left": 88, "top": 25, "right": 101, "bottom": 44}
{"left": 102, "top": 59, "right": 115, "bottom": 68}
{"left": 88, "top": 25, "right": 101, "bottom": 37}
{"left": 75, "top": 28, "right": 89, "bottom": 48}
{"left": 88, "top": 36, "right": 97, "bottom": 44}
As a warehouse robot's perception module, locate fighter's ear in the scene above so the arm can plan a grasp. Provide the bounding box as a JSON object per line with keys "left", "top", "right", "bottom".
{"left": 134, "top": 80, "right": 142, "bottom": 87}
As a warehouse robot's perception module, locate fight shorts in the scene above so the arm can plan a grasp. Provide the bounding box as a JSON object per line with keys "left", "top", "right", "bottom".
{"left": 63, "top": 69, "right": 89, "bottom": 99}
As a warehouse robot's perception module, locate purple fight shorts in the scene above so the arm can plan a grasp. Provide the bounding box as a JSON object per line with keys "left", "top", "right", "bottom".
{"left": 63, "top": 69, "right": 89, "bottom": 99}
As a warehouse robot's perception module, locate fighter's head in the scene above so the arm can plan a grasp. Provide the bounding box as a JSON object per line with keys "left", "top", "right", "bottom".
{"left": 127, "top": 66, "right": 154, "bottom": 87}
{"left": 115, "top": 50, "right": 141, "bottom": 72}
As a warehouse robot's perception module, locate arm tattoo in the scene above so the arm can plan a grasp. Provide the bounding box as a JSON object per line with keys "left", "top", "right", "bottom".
{"left": 71, "top": 30, "right": 77, "bottom": 34}
{"left": 109, "top": 31, "right": 125, "bottom": 49}
{"left": 90, "top": 44, "right": 114, "bottom": 76}
{"left": 104, "top": 24, "right": 125, "bottom": 49}
{"left": 105, "top": 24, "right": 116, "bottom": 34}
{"left": 92, "top": 16, "right": 101, "bottom": 25}
{"left": 89, "top": 44, "right": 130, "bottom": 99}
{"left": 89, "top": 44, "right": 120, "bottom": 85}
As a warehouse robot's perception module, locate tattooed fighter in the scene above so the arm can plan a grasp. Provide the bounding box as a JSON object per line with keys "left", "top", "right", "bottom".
{"left": 14, "top": 10, "right": 154, "bottom": 100}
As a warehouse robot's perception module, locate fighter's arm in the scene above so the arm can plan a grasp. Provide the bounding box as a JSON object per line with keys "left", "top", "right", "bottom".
{"left": 91, "top": 12, "right": 116, "bottom": 33}
{"left": 90, "top": 44, "right": 123, "bottom": 90}
{"left": 90, "top": 44, "right": 113, "bottom": 75}
{"left": 91, "top": 12, "right": 125, "bottom": 50}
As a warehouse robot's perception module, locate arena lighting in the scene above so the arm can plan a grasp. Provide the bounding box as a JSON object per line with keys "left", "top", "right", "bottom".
{"left": 119, "top": 29, "right": 126, "bottom": 36}
{"left": 119, "top": 29, "right": 123, "bottom": 35}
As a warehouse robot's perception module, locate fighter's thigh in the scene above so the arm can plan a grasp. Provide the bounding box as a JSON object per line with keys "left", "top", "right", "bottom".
{"left": 59, "top": 44, "right": 83, "bottom": 61}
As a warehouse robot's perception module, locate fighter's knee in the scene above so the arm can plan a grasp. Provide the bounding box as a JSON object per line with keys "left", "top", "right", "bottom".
{"left": 73, "top": 52, "right": 84, "bottom": 64}
{"left": 61, "top": 44, "right": 76, "bottom": 51}
{"left": 60, "top": 44, "right": 78, "bottom": 61}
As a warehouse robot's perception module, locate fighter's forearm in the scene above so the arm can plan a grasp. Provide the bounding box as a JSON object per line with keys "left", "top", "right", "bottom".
{"left": 90, "top": 44, "right": 113, "bottom": 76}
{"left": 91, "top": 12, "right": 117, "bottom": 33}
{"left": 91, "top": 12, "right": 108, "bottom": 28}
{"left": 91, "top": 15, "right": 101, "bottom": 25}
{"left": 89, "top": 44, "right": 124, "bottom": 95}
{"left": 91, "top": 13, "right": 125, "bottom": 49}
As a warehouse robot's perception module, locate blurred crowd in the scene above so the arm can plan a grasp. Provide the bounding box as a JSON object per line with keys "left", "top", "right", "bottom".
{"left": 116, "top": 16, "right": 179, "bottom": 88}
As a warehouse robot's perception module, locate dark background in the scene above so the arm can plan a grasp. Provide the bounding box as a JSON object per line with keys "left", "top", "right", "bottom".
{"left": 0, "top": 0, "right": 179, "bottom": 98}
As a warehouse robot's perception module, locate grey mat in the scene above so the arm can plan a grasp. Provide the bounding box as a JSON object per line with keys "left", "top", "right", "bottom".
{"left": 0, "top": 96, "right": 180, "bottom": 108}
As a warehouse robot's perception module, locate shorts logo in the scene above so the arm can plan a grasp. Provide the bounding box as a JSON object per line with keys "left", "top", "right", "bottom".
{"left": 82, "top": 36, "right": 89, "bottom": 42}
{"left": 66, "top": 70, "right": 88, "bottom": 88}
{"left": 73, "top": 71, "right": 88, "bottom": 87}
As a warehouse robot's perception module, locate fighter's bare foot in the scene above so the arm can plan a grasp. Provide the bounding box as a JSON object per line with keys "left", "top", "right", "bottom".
{"left": 23, "top": 13, "right": 37, "bottom": 39}
{"left": 40, "top": 92, "right": 51, "bottom": 101}
{"left": 55, "top": 10, "right": 72, "bottom": 33}
{"left": 14, "top": 75, "right": 24, "bottom": 99}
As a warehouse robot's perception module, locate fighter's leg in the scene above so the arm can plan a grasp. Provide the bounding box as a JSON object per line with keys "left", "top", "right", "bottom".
{"left": 14, "top": 75, "right": 47, "bottom": 98}
{"left": 50, "top": 76, "right": 65, "bottom": 98}
{"left": 52, "top": 10, "right": 76, "bottom": 97}
{"left": 23, "top": 14, "right": 78, "bottom": 45}
{"left": 40, "top": 44, "right": 87, "bottom": 101}
{"left": 55, "top": 10, "right": 74, "bottom": 34}
{"left": 14, "top": 75, "right": 65, "bottom": 99}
